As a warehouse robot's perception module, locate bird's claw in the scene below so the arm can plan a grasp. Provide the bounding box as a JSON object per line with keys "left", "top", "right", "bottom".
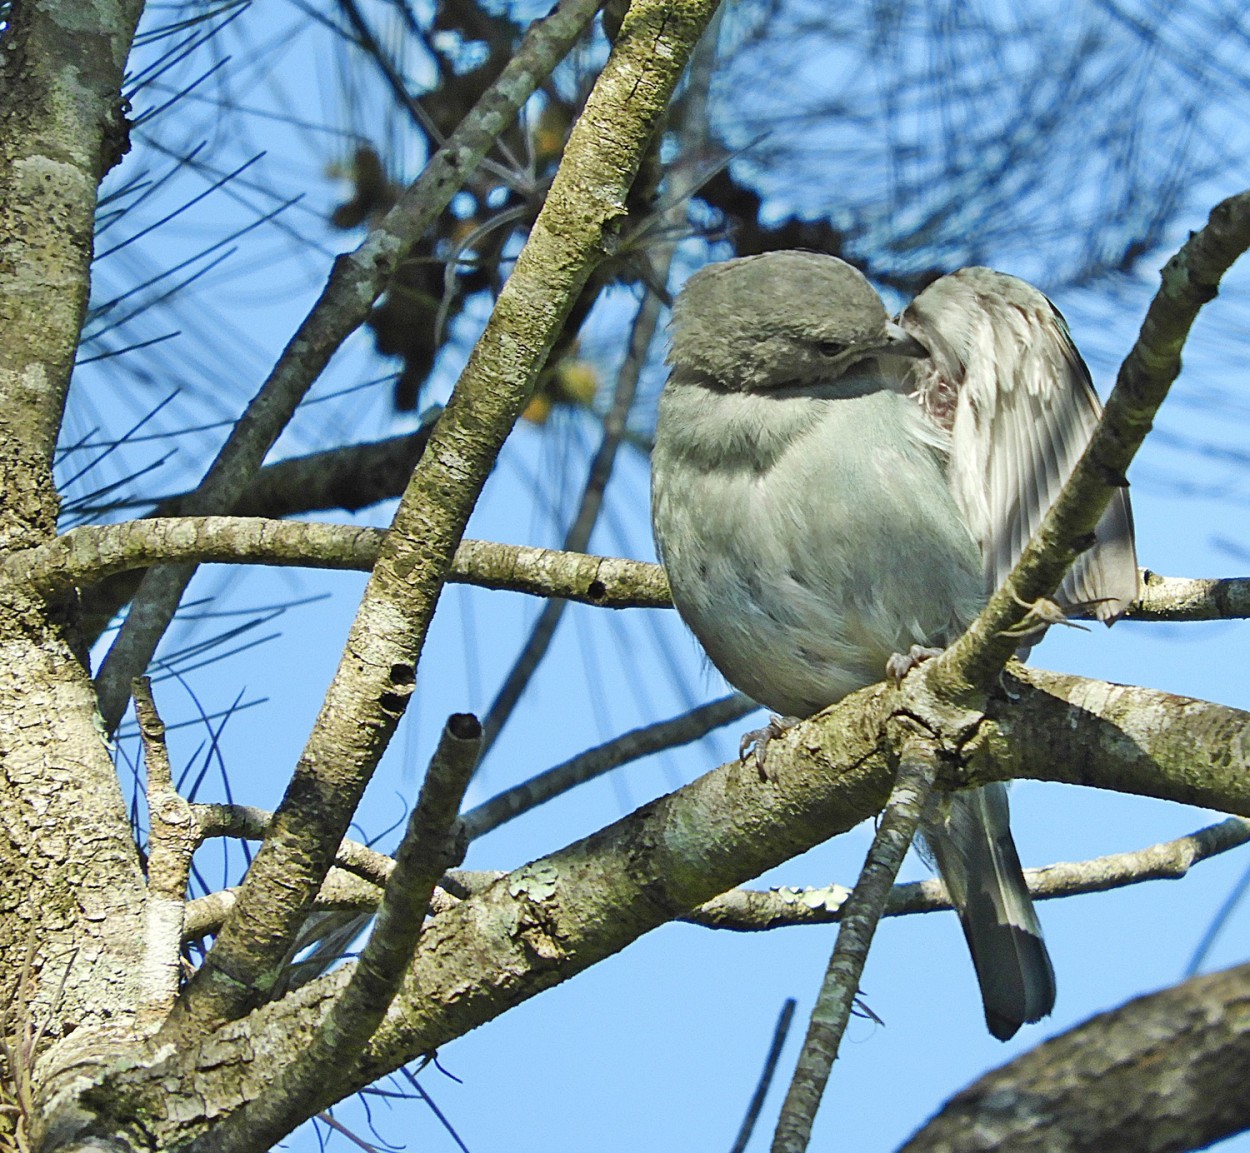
{"left": 739, "top": 715, "right": 799, "bottom": 780}
{"left": 1002, "top": 595, "right": 1089, "bottom": 639}
{"left": 885, "top": 645, "right": 943, "bottom": 683}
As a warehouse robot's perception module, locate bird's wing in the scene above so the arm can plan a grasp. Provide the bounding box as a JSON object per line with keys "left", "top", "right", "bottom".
{"left": 899, "top": 267, "right": 1138, "bottom": 620}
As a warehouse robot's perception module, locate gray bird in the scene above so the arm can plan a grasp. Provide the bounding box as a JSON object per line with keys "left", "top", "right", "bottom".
{"left": 651, "top": 250, "right": 1137, "bottom": 1040}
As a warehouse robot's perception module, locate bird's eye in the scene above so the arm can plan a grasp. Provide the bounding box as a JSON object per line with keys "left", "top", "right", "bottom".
{"left": 817, "top": 340, "right": 847, "bottom": 357}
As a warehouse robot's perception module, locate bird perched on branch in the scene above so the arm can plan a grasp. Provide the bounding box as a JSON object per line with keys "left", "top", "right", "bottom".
{"left": 651, "top": 250, "right": 1137, "bottom": 1040}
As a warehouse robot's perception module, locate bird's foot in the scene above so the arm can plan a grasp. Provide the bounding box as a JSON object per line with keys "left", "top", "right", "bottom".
{"left": 1002, "top": 595, "right": 1090, "bottom": 640}
{"left": 885, "top": 645, "right": 943, "bottom": 683}
{"left": 739, "top": 715, "right": 800, "bottom": 780}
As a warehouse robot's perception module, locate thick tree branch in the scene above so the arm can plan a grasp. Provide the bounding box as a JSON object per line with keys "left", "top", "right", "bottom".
{"left": 0, "top": 0, "right": 144, "bottom": 545}
{"left": 91, "top": 0, "right": 609, "bottom": 731}
{"left": 0, "top": 0, "right": 150, "bottom": 1108}
{"left": 931, "top": 189, "right": 1250, "bottom": 699}
{"left": 90, "top": 666, "right": 1250, "bottom": 1147}
{"left": 962, "top": 665, "right": 1250, "bottom": 814}
{"left": 2, "top": 519, "right": 671, "bottom": 608}
{"left": 189, "top": 811, "right": 1250, "bottom": 940}
{"left": 165, "top": 0, "right": 721, "bottom": 1040}
{"left": 474, "top": 11, "right": 720, "bottom": 753}
{"left": 898, "top": 961, "right": 1250, "bottom": 1152}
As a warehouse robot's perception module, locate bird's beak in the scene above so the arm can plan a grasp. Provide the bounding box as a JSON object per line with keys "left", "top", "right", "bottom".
{"left": 879, "top": 322, "right": 929, "bottom": 359}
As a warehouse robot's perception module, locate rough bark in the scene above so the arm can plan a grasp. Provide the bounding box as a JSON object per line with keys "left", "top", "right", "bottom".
{"left": 0, "top": 1, "right": 148, "bottom": 1146}
{"left": 0, "top": 0, "right": 141, "bottom": 543}
{"left": 0, "top": 8, "right": 153, "bottom": 1150}
{"left": 49, "top": 665, "right": 1250, "bottom": 1150}
{"left": 899, "top": 962, "right": 1250, "bottom": 1153}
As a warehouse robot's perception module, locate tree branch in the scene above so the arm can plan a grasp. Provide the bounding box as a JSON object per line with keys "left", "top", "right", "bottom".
{"left": 90, "top": 665, "right": 1250, "bottom": 1147}
{"left": 1129, "top": 570, "right": 1250, "bottom": 622}
{"left": 15, "top": 516, "right": 1240, "bottom": 624}
{"left": 76, "top": 423, "right": 439, "bottom": 644}
{"left": 91, "top": 0, "right": 610, "bottom": 732}
{"left": 0, "top": 0, "right": 145, "bottom": 545}
{"left": 898, "top": 961, "right": 1250, "bottom": 1152}
{"left": 133, "top": 678, "right": 198, "bottom": 1029}
{"left": 189, "top": 810, "right": 1250, "bottom": 940}
{"left": 2, "top": 519, "right": 671, "bottom": 609}
{"left": 182, "top": 870, "right": 385, "bottom": 944}
{"left": 772, "top": 732, "right": 938, "bottom": 1153}
{"left": 462, "top": 692, "right": 755, "bottom": 838}
{"left": 691, "top": 816, "right": 1250, "bottom": 929}
{"left": 194, "top": 804, "right": 396, "bottom": 888}
{"left": 205, "top": 715, "right": 480, "bottom": 1153}
{"left": 164, "top": 0, "right": 721, "bottom": 1040}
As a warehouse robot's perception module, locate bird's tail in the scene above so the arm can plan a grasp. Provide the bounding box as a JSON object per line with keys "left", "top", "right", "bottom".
{"left": 921, "top": 782, "right": 1055, "bottom": 1040}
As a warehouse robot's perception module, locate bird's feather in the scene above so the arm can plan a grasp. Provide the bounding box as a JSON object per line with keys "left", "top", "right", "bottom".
{"left": 921, "top": 782, "right": 1056, "bottom": 1040}
{"left": 900, "top": 268, "right": 1138, "bottom": 619}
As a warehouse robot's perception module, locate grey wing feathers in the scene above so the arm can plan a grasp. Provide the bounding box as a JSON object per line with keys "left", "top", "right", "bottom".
{"left": 901, "top": 268, "right": 1138, "bottom": 621}
{"left": 921, "top": 783, "right": 1056, "bottom": 1040}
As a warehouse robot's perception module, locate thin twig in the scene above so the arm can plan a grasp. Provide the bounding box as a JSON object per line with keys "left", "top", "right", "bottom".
{"left": 692, "top": 816, "right": 1250, "bottom": 930}
{"left": 1185, "top": 846, "right": 1250, "bottom": 977}
{"left": 771, "top": 735, "right": 939, "bottom": 1153}
{"left": 729, "top": 998, "right": 796, "bottom": 1153}
{"left": 463, "top": 693, "right": 754, "bottom": 838}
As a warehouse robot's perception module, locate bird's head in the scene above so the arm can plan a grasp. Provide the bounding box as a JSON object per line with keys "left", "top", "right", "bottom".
{"left": 668, "top": 251, "right": 927, "bottom": 392}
